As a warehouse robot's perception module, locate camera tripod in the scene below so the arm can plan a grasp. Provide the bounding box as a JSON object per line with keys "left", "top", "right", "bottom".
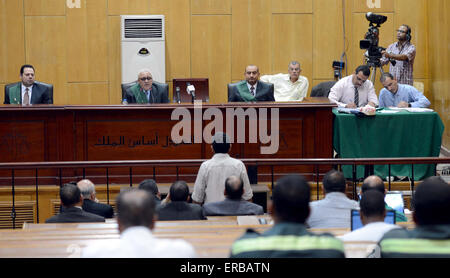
{"left": 366, "top": 58, "right": 385, "bottom": 84}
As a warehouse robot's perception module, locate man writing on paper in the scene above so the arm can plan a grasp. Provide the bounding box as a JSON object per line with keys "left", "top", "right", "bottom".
{"left": 378, "top": 73, "right": 430, "bottom": 108}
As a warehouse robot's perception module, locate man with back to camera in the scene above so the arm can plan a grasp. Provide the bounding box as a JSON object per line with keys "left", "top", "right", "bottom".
{"left": 381, "top": 24, "right": 416, "bottom": 85}
{"left": 378, "top": 72, "right": 430, "bottom": 108}
{"left": 260, "top": 61, "right": 309, "bottom": 101}
{"left": 328, "top": 65, "right": 378, "bottom": 108}
{"left": 123, "top": 69, "right": 169, "bottom": 104}
{"left": 228, "top": 64, "right": 275, "bottom": 102}
{"left": 230, "top": 174, "right": 345, "bottom": 258}
{"left": 379, "top": 176, "right": 450, "bottom": 258}
{"left": 77, "top": 179, "right": 114, "bottom": 219}
{"left": 191, "top": 132, "right": 253, "bottom": 205}
{"left": 4, "top": 64, "right": 53, "bottom": 104}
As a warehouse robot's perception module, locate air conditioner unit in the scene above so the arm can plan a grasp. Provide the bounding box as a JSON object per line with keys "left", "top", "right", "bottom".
{"left": 121, "top": 15, "right": 165, "bottom": 84}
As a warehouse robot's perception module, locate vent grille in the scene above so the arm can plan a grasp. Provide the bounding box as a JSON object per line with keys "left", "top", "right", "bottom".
{"left": 0, "top": 201, "right": 35, "bottom": 229}
{"left": 124, "top": 18, "right": 163, "bottom": 39}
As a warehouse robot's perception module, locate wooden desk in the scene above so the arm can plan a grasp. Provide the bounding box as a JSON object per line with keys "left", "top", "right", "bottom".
{"left": 0, "top": 99, "right": 335, "bottom": 185}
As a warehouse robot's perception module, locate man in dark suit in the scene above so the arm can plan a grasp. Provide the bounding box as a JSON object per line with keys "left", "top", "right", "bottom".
{"left": 123, "top": 69, "right": 169, "bottom": 104}
{"left": 46, "top": 183, "right": 105, "bottom": 223}
{"left": 228, "top": 65, "right": 275, "bottom": 102}
{"left": 4, "top": 64, "right": 53, "bottom": 104}
{"left": 77, "top": 179, "right": 114, "bottom": 218}
{"left": 158, "top": 180, "right": 206, "bottom": 221}
{"left": 138, "top": 178, "right": 162, "bottom": 208}
{"left": 203, "top": 176, "right": 264, "bottom": 216}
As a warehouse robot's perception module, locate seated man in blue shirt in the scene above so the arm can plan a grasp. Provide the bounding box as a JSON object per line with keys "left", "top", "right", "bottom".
{"left": 379, "top": 72, "right": 430, "bottom": 108}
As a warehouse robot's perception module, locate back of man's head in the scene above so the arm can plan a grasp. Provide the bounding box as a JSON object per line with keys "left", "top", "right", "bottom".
{"left": 323, "top": 170, "right": 346, "bottom": 193}
{"left": 360, "top": 190, "right": 386, "bottom": 219}
{"left": 116, "top": 189, "right": 155, "bottom": 232}
{"left": 138, "top": 179, "right": 159, "bottom": 196}
{"left": 225, "top": 176, "right": 244, "bottom": 200}
{"left": 361, "top": 175, "right": 385, "bottom": 195}
{"left": 272, "top": 174, "right": 310, "bottom": 223}
{"left": 77, "top": 179, "right": 95, "bottom": 199}
{"left": 413, "top": 176, "right": 450, "bottom": 226}
{"left": 169, "top": 180, "right": 190, "bottom": 202}
{"left": 212, "top": 132, "right": 231, "bottom": 154}
{"left": 60, "top": 183, "right": 82, "bottom": 208}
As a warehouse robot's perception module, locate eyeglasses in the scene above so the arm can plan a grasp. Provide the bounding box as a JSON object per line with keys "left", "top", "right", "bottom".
{"left": 140, "top": 77, "right": 152, "bottom": 81}
{"left": 397, "top": 29, "right": 407, "bottom": 34}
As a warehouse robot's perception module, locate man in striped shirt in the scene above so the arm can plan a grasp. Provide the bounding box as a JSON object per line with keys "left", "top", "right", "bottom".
{"left": 381, "top": 24, "right": 416, "bottom": 85}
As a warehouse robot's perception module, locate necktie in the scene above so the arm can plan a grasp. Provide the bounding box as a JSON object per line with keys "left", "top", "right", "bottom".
{"left": 147, "top": 90, "right": 152, "bottom": 103}
{"left": 24, "top": 88, "right": 30, "bottom": 105}
{"left": 250, "top": 86, "right": 255, "bottom": 96}
{"left": 354, "top": 87, "right": 359, "bottom": 107}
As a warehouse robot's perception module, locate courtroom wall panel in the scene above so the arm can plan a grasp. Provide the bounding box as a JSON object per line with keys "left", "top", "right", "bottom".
{"left": 428, "top": 0, "right": 450, "bottom": 150}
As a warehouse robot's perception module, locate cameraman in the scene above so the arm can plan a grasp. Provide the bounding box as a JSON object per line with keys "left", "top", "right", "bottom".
{"left": 381, "top": 25, "right": 416, "bottom": 85}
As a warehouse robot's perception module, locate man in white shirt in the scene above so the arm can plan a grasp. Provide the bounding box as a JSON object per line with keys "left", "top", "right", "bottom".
{"left": 340, "top": 190, "right": 399, "bottom": 242}
{"left": 328, "top": 65, "right": 378, "bottom": 108}
{"left": 260, "top": 61, "right": 309, "bottom": 101}
{"left": 82, "top": 189, "right": 196, "bottom": 258}
{"left": 192, "top": 132, "right": 253, "bottom": 204}
{"left": 307, "top": 170, "right": 359, "bottom": 228}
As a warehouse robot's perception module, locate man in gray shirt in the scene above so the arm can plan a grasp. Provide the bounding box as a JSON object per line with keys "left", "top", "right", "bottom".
{"left": 203, "top": 176, "right": 263, "bottom": 216}
{"left": 307, "top": 170, "right": 359, "bottom": 228}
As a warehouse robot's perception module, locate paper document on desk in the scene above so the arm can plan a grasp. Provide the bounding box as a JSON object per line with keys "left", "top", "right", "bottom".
{"left": 378, "top": 109, "right": 399, "bottom": 114}
{"left": 388, "top": 107, "right": 434, "bottom": 112}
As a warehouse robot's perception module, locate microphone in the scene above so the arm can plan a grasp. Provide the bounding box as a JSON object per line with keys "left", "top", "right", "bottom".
{"left": 175, "top": 86, "right": 181, "bottom": 104}
{"left": 186, "top": 82, "right": 196, "bottom": 103}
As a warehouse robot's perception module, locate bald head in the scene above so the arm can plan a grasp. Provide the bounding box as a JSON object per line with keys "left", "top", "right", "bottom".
{"left": 116, "top": 189, "right": 155, "bottom": 233}
{"left": 361, "top": 175, "right": 385, "bottom": 195}
{"left": 224, "top": 176, "right": 244, "bottom": 200}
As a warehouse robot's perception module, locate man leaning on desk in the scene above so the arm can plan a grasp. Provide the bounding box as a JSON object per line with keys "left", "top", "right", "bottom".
{"left": 378, "top": 72, "right": 430, "bottom": 108}
{"left": 4, "top": 64, "right": 53, "bottom": 105}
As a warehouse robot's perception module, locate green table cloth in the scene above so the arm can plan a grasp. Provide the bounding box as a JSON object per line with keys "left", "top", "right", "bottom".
{"left": 333, "top": 108, "right": 444, "bottom": 180}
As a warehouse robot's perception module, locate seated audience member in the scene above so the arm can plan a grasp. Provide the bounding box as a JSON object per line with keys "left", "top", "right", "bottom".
{"left": 123, "top": 69, "right": 169, "bottom": 104}
{"left": 260, "top": 61, "right": 309, "bottom": 101}
{"left": 340, "top": 190, "right": 400, "bottom": 243}
{"left": 77, "top": 179, "right": 114, "bottom": 218}
{"left": 230, "top": 174, "right": 345, "bottom": 258}
{"left": 138, "top": 178, "right": 162, "bottom": 207}
{"left": 307, "top": 170, "right": 359, "bottom": 228}
{"left": 46, "top": 183, "right": 105, "bottom": 223}
{"left": 328, "top": 65, "right": 378, "bottom": 108}
{"left": 4, "top": 64, "right": 53, "bottom": 104}
{"left": 203, "top": 176, "right": 264, "bottom": 216}
{"left": 82, "top": 189, "right": 196, "bottom": 258}
{"left": 380, "top": 176, "right": 450, "bottom": 258}
{"left": 228, "top": 64, "right": 275, "bottom": 102}
{"left": 361, "top": 175, "right": 408, "bottom": 222}
{"left": 192, "top": 132, "right": 253, "bottom": 204}
{"left": 378, "top": 72, "right": 430, "bottom": 108}
{"left": 158, "top": 181, "right": 206, "bottom": 221}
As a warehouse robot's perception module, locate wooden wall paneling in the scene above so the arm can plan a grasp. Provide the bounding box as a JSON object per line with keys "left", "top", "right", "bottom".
{"left": 0, "top": 0, "right": 25, "bottom": 86}
{"left": 68, "top": 83, "right": 110, "bottom": 104}
{"left": 25, "top": 17, "right": 67, "bottom": 104}
{"left": 23, "top": 0, "right": 66, "bottom": 16}
{"left": 271, "top": 14, "right": 313, "bottom": 95}
{"left": 352, "top": 0, "right": 394, "bottom": 13}
{"left": 150, "top": 0, "right": 191, "bottom": 82}
{"left": 191, "top": 0, "right": 232, "bottom": 14}
{"left": 191, "top": 15, "right": 231, "bottom": 104}
{"left": 271, "top": 0, "right": 313, "bottom": 14}
{"left": 66, "top": 0, "right": 108, "bottom": 83}
{"left": 107, "top": 0, "right": 151, "bottom": 15}
{"left": 313, "top": 0, "right": 346, "bottom": 81}
{"left": 231, "top": 0, "right": 272, "bottom": 81}
{"left": 394, "top": 0, "right": 428, "bottom": 80}
{"left": 107, "top": 16, "right": 122, "bottom": 104}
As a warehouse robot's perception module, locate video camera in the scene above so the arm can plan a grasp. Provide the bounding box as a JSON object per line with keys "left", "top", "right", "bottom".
{"left": 359, "top": 12, "right": 395, "bottom": 67}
